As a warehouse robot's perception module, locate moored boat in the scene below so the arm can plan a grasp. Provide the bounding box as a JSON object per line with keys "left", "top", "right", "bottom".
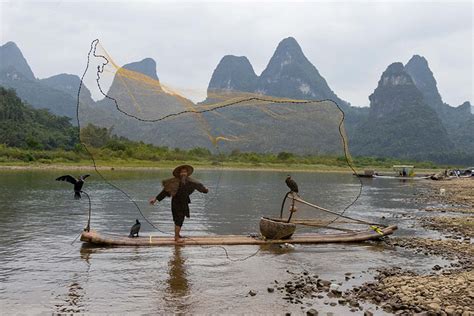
{"left": 374, "top": 174, "right": 431, "bottom": 180}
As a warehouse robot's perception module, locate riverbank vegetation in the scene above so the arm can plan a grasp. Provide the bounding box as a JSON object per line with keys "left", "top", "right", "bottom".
{"left": 0, "top": 87, "right": 450, "bottom": 170}
{"left": 0, "top": 140, "right": 441, "bottom": 171}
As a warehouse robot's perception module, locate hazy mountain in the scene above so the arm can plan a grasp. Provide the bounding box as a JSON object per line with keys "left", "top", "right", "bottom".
{"left": 405, "top": 55, "right": 443, "bottom": 110}
{"left": 200, "top": 37, "right": 351, "bottom": 154}
{"left": 206, "top": 37, "right": 349, "bottom": 107}
{"left": 83, "top": 54, "right": 344, "bottom": 155}
{"left": 444, "top": 101, "right": 474, "bottom": 154}
{"left": 0, "top": 41, "right": 35, "bottom": 80}
{"left": 405, "top": 54, "right": 474, "bottom": 154}
{"left": 0, "top": 42, "right": 80, "bottom": 119}
{"left": 83, "top": 58, "right": 212, "bottom": 149}
{"left": 41, "top": 73, "right": 88, "bottom": 99}
{"left": 258, "top": 37, "right": 347, "bottom": 106}
{"left": 2, "top": 39, "right": 471, "bottom": 162}
{"left": 351, "top": 62, "right": 452, "bottom": 160}
{"left": 122, "top": 58, "right": 159, "bottom": 81}
{"left": 207, "top": 55, "right": 258, "bottom": 96}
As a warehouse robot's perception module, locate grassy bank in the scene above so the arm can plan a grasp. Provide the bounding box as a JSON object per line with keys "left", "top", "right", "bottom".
{"left": 0, "top": 144, "right": 445, "bottom": 173}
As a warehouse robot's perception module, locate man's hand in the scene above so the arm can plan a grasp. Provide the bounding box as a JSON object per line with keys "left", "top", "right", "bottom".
{"left": 149, "top": 197, "right": 157, "bottom": 205}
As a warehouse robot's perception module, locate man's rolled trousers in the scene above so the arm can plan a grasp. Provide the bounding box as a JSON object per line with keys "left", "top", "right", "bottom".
{"left": 155, "top": 176, "right": 208, "bottom": 227}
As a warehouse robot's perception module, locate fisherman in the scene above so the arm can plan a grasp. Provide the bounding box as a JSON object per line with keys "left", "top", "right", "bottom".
{"left": 149, "top": 165, "right": 208, "bottom": 242}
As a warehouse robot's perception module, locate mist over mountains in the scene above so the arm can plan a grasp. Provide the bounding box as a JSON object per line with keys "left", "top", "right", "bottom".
{"left": 0, "top": 38, "right": 472, "bottom": 163}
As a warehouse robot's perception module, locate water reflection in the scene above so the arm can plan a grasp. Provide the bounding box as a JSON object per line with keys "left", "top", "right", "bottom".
{"left": 52, "top": 245, "right": 96, "bottom": 314}
{"left": 0, "top": 170, "right": 444, "bottom": 314}
{"left": 58, "top": 276, "right": 85, "bottom": 314}
{"left": 54, "top": 271, "right": 88, "bottom": 314}
{"left": 165, "top": 246, "right": 190, "bottom": 313}
{"left": 79, "top": 244, "right": 98, "bottom": 265}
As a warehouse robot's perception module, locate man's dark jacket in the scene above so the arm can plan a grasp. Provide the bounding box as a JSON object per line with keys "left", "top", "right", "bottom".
{"left": 156, "top": 177, "right": 208, "bottom": 217}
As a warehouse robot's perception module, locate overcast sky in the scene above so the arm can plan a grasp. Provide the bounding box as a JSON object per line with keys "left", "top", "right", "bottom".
{"left": 1, "top": 0, "right": 472, "bottom": 106}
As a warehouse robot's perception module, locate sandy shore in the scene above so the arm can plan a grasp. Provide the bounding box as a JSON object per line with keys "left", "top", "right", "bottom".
{"left": 0, "top": 163, "right": 362, "bottom": 173}
{"left": 418, "top": 178, "right": 474, "bottom": 213}
{"left": 0, "top": 162, "right": 441, "bottom": 174}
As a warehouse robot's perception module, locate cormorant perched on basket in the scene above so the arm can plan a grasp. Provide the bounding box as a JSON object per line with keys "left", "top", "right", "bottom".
{"left": 285, "top": 175, "right": 299, "bottom": 193}
{"left": 129, "top": 219, "right": 141, "bottom": 238}
{"left": 55, "top": 174, "right": 90, "bottom": 199}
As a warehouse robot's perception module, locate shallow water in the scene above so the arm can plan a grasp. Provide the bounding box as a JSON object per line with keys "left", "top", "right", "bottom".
{"left": 0, "top": 169, "right": 446, "bottom": 314}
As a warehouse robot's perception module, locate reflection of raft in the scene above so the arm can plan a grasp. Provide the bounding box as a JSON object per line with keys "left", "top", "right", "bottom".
{"left": 80, "top": 225, "right": 397, "bottom": 247}
{"left": 259, "top": 217, "right": 296, "bottom": 239}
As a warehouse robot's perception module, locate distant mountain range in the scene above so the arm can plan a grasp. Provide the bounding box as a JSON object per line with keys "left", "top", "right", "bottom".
{"left": 0, "top": 38, "right": 472, "bottom": 163}
{"left": 206, "top": 37, "right": 348, "bottom": 107}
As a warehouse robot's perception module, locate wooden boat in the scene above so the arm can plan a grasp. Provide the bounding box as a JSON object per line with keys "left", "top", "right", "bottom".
{"left": 353, "top": 169, "right": 376, "bottom": 178}
{"left": 354, "top": 174, "right": 375, "bottom": 178}
{"left": 259, "top": 217, "right": 296, "bottom": 239}
{"left": 374, "top": 165, "right": 432, "bottom": 179}
{"left": 374, "top": 174, "right": 431, "bottom": 180}
{"left": 80, "top": 225, "right": 398, "bottom": 247}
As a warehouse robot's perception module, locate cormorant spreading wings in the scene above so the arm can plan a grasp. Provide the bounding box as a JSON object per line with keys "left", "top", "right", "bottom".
{"left": 56, "top": 174, "right": 90, "bottom": 199}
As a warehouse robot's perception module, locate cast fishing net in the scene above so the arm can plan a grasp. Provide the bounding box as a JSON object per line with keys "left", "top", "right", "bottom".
{"left": 76, "top": 39, "right": 376, "bottom": 241}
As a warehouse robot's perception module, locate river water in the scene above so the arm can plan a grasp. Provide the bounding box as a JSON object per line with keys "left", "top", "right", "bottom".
{"left": 0, "top": 169, "right": 446, "bottom": 314}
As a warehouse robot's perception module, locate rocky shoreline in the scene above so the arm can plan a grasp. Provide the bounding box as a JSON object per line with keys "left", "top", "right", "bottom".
{"left": 255, "top": 178, "right": 474, "bottom": 315}
{"left": 416, "top": 178, "right": 474, "bottom": 214}
{"left": 345, "top": 267, "right": 473, "bottom": 315}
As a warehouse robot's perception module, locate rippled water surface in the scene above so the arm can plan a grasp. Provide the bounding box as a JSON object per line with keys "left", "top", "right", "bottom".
{"left": 0, "top": 169, "right": 444, "bottom": 314}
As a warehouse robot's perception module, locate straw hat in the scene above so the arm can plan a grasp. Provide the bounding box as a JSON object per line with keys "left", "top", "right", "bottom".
{"left": 172, "top": 164, "right": 194, "bottom": 178}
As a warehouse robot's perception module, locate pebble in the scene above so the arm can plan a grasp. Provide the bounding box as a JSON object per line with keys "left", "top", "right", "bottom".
{"left": 306, "top": 308, "right": 318, "bottom": 316}
{"left": 329, "top": 283, "right": 339, "bottom": 291}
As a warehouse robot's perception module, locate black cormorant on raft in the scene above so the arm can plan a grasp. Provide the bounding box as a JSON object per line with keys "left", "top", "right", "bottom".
{"left": 285, "top": 175, "right": 299, "bottom": 193}
{"left": 129, "top": 219, "right": 141, "bottom": 238}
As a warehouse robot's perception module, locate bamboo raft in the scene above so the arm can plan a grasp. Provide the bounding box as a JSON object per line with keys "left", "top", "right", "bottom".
{"left": 80, "top": 224, "right": 397, "bottom": 247}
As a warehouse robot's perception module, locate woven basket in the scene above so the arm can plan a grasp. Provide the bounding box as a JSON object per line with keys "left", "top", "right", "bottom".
{"left": 259, "top": 217, "right": 296, "bottom": 240}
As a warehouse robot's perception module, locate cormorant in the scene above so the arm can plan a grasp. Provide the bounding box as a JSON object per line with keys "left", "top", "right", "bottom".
{"left": 55, "top": 174, "right": 90, "bottom": 199}
{"left": 285, "top": 175, "right": 299, "bottom": 193}
{"left": 129, "top": 219, "right": 141, "bottom": 238}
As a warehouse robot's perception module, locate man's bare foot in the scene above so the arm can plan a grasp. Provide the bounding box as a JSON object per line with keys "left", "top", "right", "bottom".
{"left": 174, "top": 237, "right": 184, "bottom": 243}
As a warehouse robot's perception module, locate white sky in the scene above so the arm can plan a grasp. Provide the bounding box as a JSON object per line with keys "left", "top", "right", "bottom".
{"left": 1, "top": 0, "right": 472, "bottom": 106}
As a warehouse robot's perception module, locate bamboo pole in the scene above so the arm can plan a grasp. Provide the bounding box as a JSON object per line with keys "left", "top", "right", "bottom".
{"left": 289, "top": 196, "right": 381, "bottom": 226}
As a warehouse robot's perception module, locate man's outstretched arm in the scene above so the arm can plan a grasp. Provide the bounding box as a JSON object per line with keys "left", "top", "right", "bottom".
{"left": 194, "top": 182, "right": 209, "bottom": 194}
{"left": 149, "top": 189, "right": 169, "bottom": 205}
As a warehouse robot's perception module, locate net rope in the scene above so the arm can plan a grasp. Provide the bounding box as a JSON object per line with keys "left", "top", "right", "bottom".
{"left": 74, "top": 39, "right": 370, "bottom": 261}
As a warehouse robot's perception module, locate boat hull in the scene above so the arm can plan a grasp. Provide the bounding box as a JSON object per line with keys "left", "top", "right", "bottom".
{"left": 374, "top": 175, "right": 430, "bottom": 180}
